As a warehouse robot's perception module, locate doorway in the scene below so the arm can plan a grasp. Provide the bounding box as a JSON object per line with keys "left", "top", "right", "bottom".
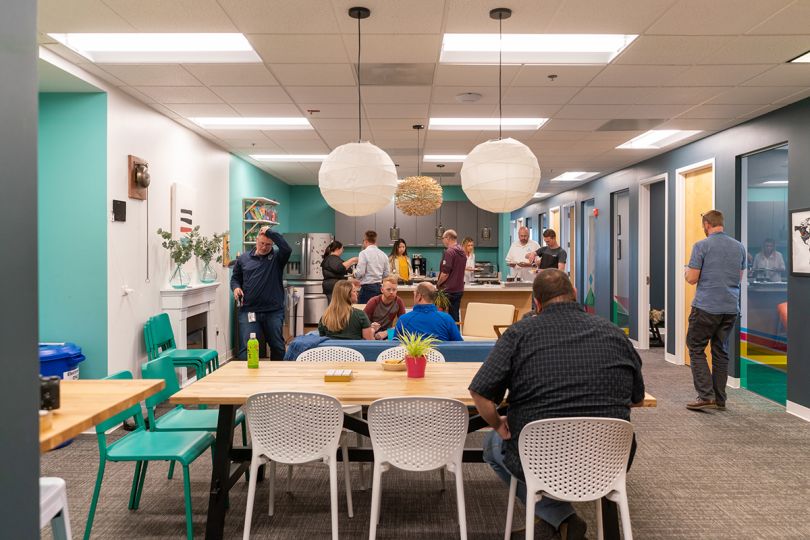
{"left": 581, "top": 199, "right": 597, "bottom": 313}
{"left": 612, "top": 190, "right": 631, "bottom": 334}
{"left": 676, "top": 160, "right": 715, "bottom": 365}
{"left": 638, "top": 174, "right": 668, "bottom": 351}
{"left": 549, "top": 206, "right": 561, "bottom": 238}
{"left": 538, "top": 212, "right": 548, "bottom": 245}
{"left": 560, "top": 202, "right": 576, "bottom": 277}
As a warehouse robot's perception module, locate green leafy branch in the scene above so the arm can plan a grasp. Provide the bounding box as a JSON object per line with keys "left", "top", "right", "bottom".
{"left": 156, "top": 226, "right": 195, "bottom": 266}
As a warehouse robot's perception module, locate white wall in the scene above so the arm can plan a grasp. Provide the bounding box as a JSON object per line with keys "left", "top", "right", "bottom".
{"left": 41, "top": 50, "right": 232, "bottom": 377}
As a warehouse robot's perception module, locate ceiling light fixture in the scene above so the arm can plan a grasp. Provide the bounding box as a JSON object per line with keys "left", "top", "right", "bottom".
{"left": 440, "top": 33, "right": 637, "bottom": 64}
{"left": 423, "top": 154, "right": 467, "bottom": 162}
{"left": 549, "top": 171, "right": 600, "bottom": 182}
{"left": 533, "top": 192, "right": 552, "bottom": 199}
{"left": 788, "top": 50, "right": 810, "bottom": 63}
{"left": 250, "top": 154, "right": 328, "bottom": 162}
{"left": 318, "top": 7, "right": 398, "bottom": 217}
{"left": 761, "top": 180, "right": 789, "bottom": 185}
{"left": 48, "top": 33, "right": 261, "bottom": 63}
{"left": 461, "top": 8, "right": 541, "bottom": 214}
{"left": 190, "top": 117, "right": 312, "bottom": 130}
{"left": 617, "top": 129, "right": 702, "bottom": 150}
{"left": 429, "top": 117, "right": 547, "bottom": 130}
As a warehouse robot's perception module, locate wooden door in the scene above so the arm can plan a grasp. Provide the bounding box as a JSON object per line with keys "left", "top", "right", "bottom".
{"left": 683, "top": 166, "right": 714, "bottom": 366}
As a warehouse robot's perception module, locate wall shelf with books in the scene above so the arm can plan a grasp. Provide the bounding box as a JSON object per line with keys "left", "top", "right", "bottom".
{"left": 243, "top": 197, "right": 279, "bottom": 251}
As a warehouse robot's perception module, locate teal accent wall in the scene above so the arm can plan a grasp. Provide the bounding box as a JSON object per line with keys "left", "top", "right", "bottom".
{"left": 38, "top": 93, "right": 108, "bottom": 378}
{"left": 289, "top": 185, "right": 335, "bottom": 233}
{"left": 229, "top": 156, "right": 291, "bottom": 258}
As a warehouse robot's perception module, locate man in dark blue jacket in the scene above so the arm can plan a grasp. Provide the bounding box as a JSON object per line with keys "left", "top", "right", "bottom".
{"left": 231, "top": 226, "right": 291, "bottom": 360}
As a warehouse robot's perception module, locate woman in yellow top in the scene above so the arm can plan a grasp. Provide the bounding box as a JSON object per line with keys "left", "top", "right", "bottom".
{"left": 388, "top": 239, "right": 411, "bottom": 282}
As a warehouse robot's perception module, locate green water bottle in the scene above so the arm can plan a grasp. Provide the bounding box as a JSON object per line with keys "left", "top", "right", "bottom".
{"left": 247, "top": 333, "right": 259, "bottom": 369}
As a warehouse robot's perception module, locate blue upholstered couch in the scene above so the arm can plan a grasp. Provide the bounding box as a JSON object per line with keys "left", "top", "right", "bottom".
{"left": 317, "top": 339, "right": 495, "bottom": 362}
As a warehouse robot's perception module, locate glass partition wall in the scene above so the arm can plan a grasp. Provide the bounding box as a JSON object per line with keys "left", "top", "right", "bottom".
{"left": 581, "top": 199, "right": 597, "bottom": 313}
{"left": 740, "top": 144, "right": 789, "bottom": 404}
{"left": 612, "top": 190, "right": 631, "bottom": 334}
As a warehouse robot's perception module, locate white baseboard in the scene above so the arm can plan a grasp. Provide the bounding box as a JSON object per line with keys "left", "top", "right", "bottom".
{"left": 727, "top": 376, "right": 740, "bottom": 389}
{"left": 665, "top": 352, "right": 681, "bottom": 365}
{"left": 630, "top": 339, "right": 640, "bottom": 349}
{"left": 786, "top": 401, "right": 810, "bottom": 422}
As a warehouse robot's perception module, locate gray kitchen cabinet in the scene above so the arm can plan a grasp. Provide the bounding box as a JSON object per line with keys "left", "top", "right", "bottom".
{"left": 355, "top": 213, "right": 376, "bottom": 246}
{"left": 415, "top": 211, "right": 438, "bottom": 246}
{"left": 374, "top": 204, "right": 396, "bottom": 247}
{"left": 455, "top": 201, "right": 478, "bottom": 243}
{"left": 477, "top": 207, "right": 499, "bottom": 247}
{"left": 334, "top": 211, "right": 356, "bottom": 246}
{"left": 438, "top": 201, "right": 457, "bottom": 235}
{"left": 394, "top": 207, "right": 417, "bottom": 246}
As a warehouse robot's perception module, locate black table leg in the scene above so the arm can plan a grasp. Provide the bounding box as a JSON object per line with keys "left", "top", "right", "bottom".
{"left": 205, "top": 405, "right": 236, "bottom": 540}
{"left": 601, "top": 499, "right": 620, "bottom": 540}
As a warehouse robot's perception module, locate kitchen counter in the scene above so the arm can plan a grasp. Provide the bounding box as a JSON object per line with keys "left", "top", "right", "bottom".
{"left": 396, "top": 282, "right": 534, "bottom": 318}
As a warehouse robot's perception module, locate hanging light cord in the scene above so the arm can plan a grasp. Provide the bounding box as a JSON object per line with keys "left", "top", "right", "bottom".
{"left": 357, "top": 14, "right": 362, "bottom": 142}
{"left": 416, "top": 128, "right": 421, "bottom": 176}
{"left": 498, "top": 15, "right": 503, "bottom": 140}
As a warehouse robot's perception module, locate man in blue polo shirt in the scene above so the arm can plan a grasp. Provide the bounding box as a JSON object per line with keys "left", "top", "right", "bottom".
{"left": 394, "top": 282, "right": 462, "bottom": 341}
{"left": 684, "top": 209, "right": 746, "bottom": 411}
{"left": 231, "top": 226, "right": 292, "bottom": 360}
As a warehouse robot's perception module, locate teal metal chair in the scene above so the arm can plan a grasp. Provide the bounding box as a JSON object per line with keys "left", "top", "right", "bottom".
{"left": 84, "top": 371, "right": 214, "bottom": 540}
{"left": 144, "top": 319, "right": 206, "bottom": 380}
{"left": 142, "top": 355, "right": 248, "bottom": 480}
{"left": 145, "top": 313, "right": 219, "bottom": 376}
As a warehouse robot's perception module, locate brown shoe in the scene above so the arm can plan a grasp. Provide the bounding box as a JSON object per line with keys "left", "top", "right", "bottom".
{"left": 686, "top": 398, "right": 717, "bottom": 410}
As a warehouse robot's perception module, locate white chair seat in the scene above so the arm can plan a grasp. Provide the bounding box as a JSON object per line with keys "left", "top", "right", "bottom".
{"left": 375, "top": 346, "right": 445, "bottom": 363}
{"left": 40, "top": 477, "right": 71, "bottom": 539}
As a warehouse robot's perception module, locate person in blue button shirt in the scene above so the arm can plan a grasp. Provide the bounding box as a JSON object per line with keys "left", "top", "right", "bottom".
{"left": 231, "top": 226, "right": 292, "bottom": 360}
{"left": 683, "top": 210, "right": 746, "bottom": 411}
{"left": 394, "top": 282, "right": 463, "bottom": 342}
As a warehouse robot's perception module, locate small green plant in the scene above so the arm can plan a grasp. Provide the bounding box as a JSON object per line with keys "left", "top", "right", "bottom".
{"left": 157, "top": 227, "right": 194, "bottom": 266}
{"left": 396, "top": 329, "right": 439, "bottom": 359}
{"left": 434, "top": 289, "right": 451, "bottom": 312}
{"left": 191, "top": 229, "right": 226, "bottom": 264}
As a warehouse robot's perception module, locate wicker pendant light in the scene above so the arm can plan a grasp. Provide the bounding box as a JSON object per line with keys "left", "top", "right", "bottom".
{"left": 396, "top": 124, "right": 443, "bottom": 217}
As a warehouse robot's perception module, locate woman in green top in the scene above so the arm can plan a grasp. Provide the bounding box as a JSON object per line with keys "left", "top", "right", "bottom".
{"left": 318, "top": 280, "right": 376, "bottom": 340}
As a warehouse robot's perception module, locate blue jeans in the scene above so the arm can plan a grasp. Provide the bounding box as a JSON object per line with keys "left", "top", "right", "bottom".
{"left": 237, "top": 309, "right": 286, "bottom": 360}
{"left": 358, "top": 283, "right": 381, "bottom": 304}
{"left": 482, "top": 430, "right": 575, "bottom": 529}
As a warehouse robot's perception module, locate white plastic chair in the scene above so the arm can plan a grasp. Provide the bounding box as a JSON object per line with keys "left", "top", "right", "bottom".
{"left": 375, "top": 346, "right": 446, "bottom": 363}
{"left": 40, "top": 477, "right": 71, "bottom": 540}
{"left": 243, "top": 392, "right": 352, "bottom": 540}
{"left": 367, "top": 397, "right": 469, "bottom": 540}
{"left": 504, "top": 417, "right": 634, "bottom": 540}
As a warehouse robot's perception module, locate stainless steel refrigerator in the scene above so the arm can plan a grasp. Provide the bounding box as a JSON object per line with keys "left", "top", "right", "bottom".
{"left": 283, "top": 232, "right": 334, "bottom": 325}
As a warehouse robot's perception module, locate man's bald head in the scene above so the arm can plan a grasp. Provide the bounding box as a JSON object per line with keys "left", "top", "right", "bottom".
{"left": 415, "top": 282, "right": 437, "bottom": 304}
{"left": 532, "top": 269, "right": 576, "bottom": 306}
{"left": 518, "top": 226, "right": 530, "bottom": 244}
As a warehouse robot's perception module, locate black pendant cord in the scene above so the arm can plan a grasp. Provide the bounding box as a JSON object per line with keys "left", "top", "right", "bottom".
{"left": 416, "top": 128, "right": 421, "bottom": 176}
{"left": 357, "top": 14, "right": 362, "bottom": 142}
{"left": 498, "top": 16, "right": 503, "bottom": 140}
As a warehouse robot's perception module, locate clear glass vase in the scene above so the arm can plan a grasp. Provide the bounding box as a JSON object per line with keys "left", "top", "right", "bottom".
{"left": 198, "top": 259, "right": 217, "bottom": 283}
{"left": 169, "top": 263, "right": 191, "bottom": 289}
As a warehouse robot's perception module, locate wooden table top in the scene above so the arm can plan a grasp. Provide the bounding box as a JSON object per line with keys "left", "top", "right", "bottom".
{"left": 171, "top": 361, "right": 657, "bottom": 408}
{"left": 40, "top": 379, "right": 164, "bottom": 453}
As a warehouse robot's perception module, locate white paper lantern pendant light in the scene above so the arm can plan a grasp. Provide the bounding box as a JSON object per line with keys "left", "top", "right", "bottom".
{"left": 318, "top": 7, "right": 398, "bottom": 217}
{"left": 461, "top": 8, "right": 541, "bottom": 214}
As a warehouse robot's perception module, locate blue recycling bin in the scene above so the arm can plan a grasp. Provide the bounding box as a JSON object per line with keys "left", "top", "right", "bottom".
{"left": 39, "top": 342, "right": 85, "bottom": 380}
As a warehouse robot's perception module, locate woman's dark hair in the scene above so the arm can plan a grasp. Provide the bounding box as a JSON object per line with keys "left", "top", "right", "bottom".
{"left": 389, "top": 239, "right": 408, "bottom": 258}
{"left": 324, "top": 240, "right": 343, "bottom": 259}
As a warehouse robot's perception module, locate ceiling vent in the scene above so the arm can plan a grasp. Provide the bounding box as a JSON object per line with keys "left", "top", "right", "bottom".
{"left": 597, "top": 119, "right": 665, "bottom": 131}
{"left": 357, "top": 63, "right": 435, "bottom": 86}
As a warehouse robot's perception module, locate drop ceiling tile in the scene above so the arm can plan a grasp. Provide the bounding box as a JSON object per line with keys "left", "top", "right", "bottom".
{"left": 555, "top": 104, "right": 628, "bottom": 119}
{"left": 743, "top": 64, "right": 810, "bottom": 87}
{"left": 424, "top": 130, "right": 484, "bottom": 142}
{"left": 206, "top": 129, "right": 270, "bottom": 140}
{"left": 76, "top": 62, "right": 126, "bottom": 86}
{"left": 274, "top": 139, "right": 330, "bottom": 153}
{"left": 210, "top": 86, "right": 292, "bottom": 104}
{"left": 568, "top": 87, "right": 649, "bottom": 105}
{"left": 364, "top": 104, "right": 429, "bottom": 119}
{"left": 543, "top": 118, "right": 607, "bottom": 131}
{"left": 678, "top": 103, "right": 763, "bottom": 119}
{"left": 119, "top": 86, "right": 156, "bottom": 103}
{"left": 707, "top": 86, "right": 808, "bottom": 105}
{"left": 444, "top": 0, "right": 563, "bottom": 33}
{"left": 96, "top": 64, "right": 200, "bottom": 86}
{"left": 774, "top": 87, "right": 810, "bottom": 106}
{"left": 103, "top": 0, "right": 236, "bottom": 31}
{"left": 361, "top": 86, "right": 432, "bottom": 104}
{"left": 647, "top": 0, "right": 793, "bottom": 35}
{"left": 656, "top": 118, "right": 738, "bottom": 131}
{"left": 588, "top": 65, "right": 690, "bottom": 87}
{"left": 249, "top": 34, "right": 349, "bottom": 64}
{"left": 621, "top": 104, "right": 693, "bottom": 118}
{"left": 530, "top": 131, "right": 589, "bottom": 142}
{"left": 431, "top": 87, "right": 498, "bottom": 104}
{"left": 183, "top": 64, "right": 278, "bottom": 86}
{"left": 748, "top": 1, "right": 810, "bottom": 34}
{"left": 434, "top": 65, "right": 520, "bottom": 87}
{"left": 270, "top": 64, "right": 356, "bottom": 86}
{"left": 500, "top": 104, "right": 563, "bottom": 117}
{"left": 676, "top": 64, "right": 773, "bottom": 86}
{"left": 427, "top": 104, "right": 498, "bottom": 117}
{"left": 265, "top": 130, "right": 322, "bottom": 141}
{"left": 368, "top": 118, "right": 421, "bottom": 130}
{"left": 218, "top": 0, "right": 341, "bottom": 34}
{"left": 38, "top": 0, "right": 134, "bottom": 32}
{"left": 318, "top": 130, "right": 359, "bottom": 147}
{"left": 295, "top": 103, "right": 358, "bottom": 118}
{"left": 634, "top": 86, "right": 730, "bottom": 105}
{"left": 134, "top": 86, "right": 223, "bottom": 104}
{"left": 230, "top": 103, "right": 304, "bottom": 116}
{"left": 43, "top": 43, "right": 97, "bottom": 66}
{"left": 166, "top": 103, "right": 240, "bottom": 117}
{"left": 309, "top": 118, "right": 371, "bottom": 132}
{"left": 286, "top": 86, "right": 358, "bottom": 104}
{"left": 700, "top": 36, "right": 810, "bottom": 64}
{"left": 227, "top": 140, "right": 284, "bottom": 152}
{"left": 333, "top": 0, "right": 446, "bottom": 34}
{"left": 546, "top": 0, "right": 677, "bottom": 33}
{"left": 511, "top": 65, "right": 605, "bottom": 87}
{"left": 342, "top": 34, "right": 442, "bottom": 63}
{"left": 614, "top": 36, "right": 733, "bottom": 65}
{"left": 502, "top": 86, "right": 581, "bottom": 105}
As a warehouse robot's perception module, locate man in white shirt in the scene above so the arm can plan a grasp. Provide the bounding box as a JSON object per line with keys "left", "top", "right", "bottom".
{"left": 505, "top": 226, "right": 540, "bottom": 282}
{"left": 752, "top": 238, "right": 786, "bottom": 282}
{"left": 354, "top": 230, "right": 390, "bottom": 303}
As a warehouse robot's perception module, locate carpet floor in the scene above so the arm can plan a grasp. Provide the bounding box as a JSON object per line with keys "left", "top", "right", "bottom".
{"left": 41, "top": 349, "right": 810, "bottom": 539}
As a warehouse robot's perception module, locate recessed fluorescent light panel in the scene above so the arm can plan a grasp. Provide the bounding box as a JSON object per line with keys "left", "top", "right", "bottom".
{"left": 617, "top": 130, "right": 702, "bottom": 150}
{"left": 789, "top": 50, "right": 810, "bottom": 63}
{"left": 429, "top": 118, "right": 547, "bottom": 131}
{"left": 48, "top": 33, "right": 261, "bottom": 63}
{"left": 250, "top": 154, "right": 327, "bottom": 162}
{"left": 761, "top": 180, "right": 789, "bottom": 185}
{"left": 533, "top": 192, "right": 552, "bottom": 199}
{"left": 423, "top": 155, "right": 467, "bottom": 162}
{"left": 190, "top": 117, "right": 312, "bottom": 130}
{"left": 440, "top": 34, "right": 637, "bottom": 64}
{"left": 549, "top": 172, "right": 599, "bottom": 182}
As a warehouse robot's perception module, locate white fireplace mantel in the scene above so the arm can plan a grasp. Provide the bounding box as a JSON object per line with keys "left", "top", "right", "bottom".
{"left": 159, "top": 282, "right": 220, "bottom": 351}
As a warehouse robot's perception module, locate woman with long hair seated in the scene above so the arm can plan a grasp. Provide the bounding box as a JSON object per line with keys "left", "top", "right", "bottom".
{"left": 318, "top": 280, "right": 376, "bottom": 340}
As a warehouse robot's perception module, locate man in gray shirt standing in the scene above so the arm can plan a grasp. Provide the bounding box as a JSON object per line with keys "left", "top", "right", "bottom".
{"left": 684, "top": 210, "right": 746, "bottom": 411}
{"left": 354, "top": 230, "right": 390, "bottom": 304}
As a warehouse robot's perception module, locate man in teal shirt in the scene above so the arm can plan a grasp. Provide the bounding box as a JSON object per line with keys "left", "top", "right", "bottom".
{"left": 395, "top": 282, "right": 462, "bottom": 341}
{"left": 684, "top": 210, "right": 746, "bottom": 411}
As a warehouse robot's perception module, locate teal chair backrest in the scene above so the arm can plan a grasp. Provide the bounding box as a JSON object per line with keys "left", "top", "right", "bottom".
{"left": 149, "top": 314, "right": 177, "bottom": 355}
{"left": 141, "top": 355, "right": 181, "bottom": 410}
{"left": 96, "top": 371, "right": 147, "bottom": 434}
{"left": 143, "top": 320, "right": 157, "bottom": 360}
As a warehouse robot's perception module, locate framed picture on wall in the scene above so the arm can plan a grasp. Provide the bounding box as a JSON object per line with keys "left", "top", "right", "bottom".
{"left": 790, "top": 207, "right": 810, "bottom": 276}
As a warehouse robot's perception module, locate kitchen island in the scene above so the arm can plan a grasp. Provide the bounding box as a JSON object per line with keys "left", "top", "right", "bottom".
{"left": 397, "top": 283, "right": 534, "bottom": 319}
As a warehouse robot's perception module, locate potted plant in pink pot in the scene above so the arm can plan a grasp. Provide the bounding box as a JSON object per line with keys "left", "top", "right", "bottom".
{"left": 397, "top": 329, "right": 438, "bottom": 379}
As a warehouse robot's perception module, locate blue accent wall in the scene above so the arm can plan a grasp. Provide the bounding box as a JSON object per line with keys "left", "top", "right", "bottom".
{"left": 38, "top": 93, "right": 108, "bottom": 378}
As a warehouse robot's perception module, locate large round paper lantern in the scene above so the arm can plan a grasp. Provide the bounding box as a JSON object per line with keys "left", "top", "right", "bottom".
{"left": 318, "top": 141, "right": 398, "bottom": 217}
{"left": 461, "top": 137, "right": 541, "bottom": 213}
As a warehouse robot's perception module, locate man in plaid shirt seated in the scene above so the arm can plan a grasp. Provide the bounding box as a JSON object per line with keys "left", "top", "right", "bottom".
{"left": 469, "top": 269, "right": 645, "bottom": 540}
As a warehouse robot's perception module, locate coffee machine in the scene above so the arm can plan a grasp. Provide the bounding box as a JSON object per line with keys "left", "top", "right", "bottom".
{"left": 411, "top": 253, "right": 426, "bottom": 277}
